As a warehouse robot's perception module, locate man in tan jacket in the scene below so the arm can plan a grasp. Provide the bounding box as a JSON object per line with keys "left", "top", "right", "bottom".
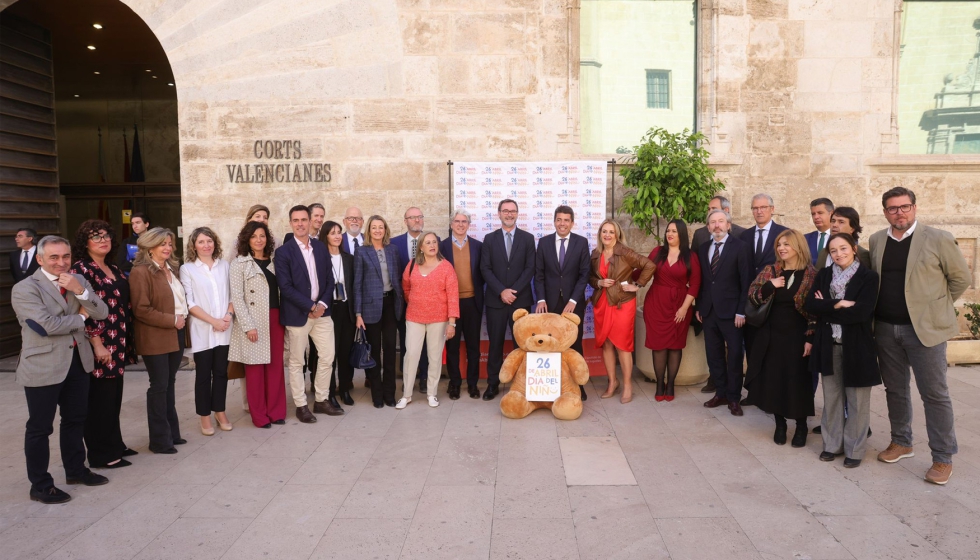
{"left": 869, "top": 187, "right": 971, "bottom": 485}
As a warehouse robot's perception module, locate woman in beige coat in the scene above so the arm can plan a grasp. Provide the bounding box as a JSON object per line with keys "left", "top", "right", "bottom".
{"left": 229, "top": 221, "right": 285, "bottom": 428}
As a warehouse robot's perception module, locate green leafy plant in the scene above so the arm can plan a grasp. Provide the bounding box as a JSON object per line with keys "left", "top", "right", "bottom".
{"left": 957, "top": 303, "right": 980, "bottom": 339}
{"left": 618, "top": 127, "right": 724, "bottom": 243}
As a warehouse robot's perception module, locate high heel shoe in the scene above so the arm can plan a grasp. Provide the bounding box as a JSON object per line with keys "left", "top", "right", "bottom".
{"left": 664, "top": 379, "right": 675, "bottom": 402}
{"left": 600, "top": 379, "right": 619, "bottom": 399}
{"left": 621, "top": 387, "right": 633, "bottom": 404}
{"left": 201, "top": 422, "right": 215, "bottom": 436}
{"left": 654, "top": 375, "right": 666, "bottom": 402}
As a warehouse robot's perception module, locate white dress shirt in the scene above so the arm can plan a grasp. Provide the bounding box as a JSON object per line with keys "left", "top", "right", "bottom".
{"left": 754, "top": 220, "right": 773, "bottom": 250}
{"left": 887, "top": 220, "right": 917, "bottom": 242}
{"left": 180, "top": 259, "right": 231, "bottom": 352}
{"left": 345, "top": 233, "right": 364, "bottom": 254}
{"left": 19, "top": 246, "right": 36, "bottom": 271}
{"left": 331, "top": 253, "right": 346, "bottom": 301}
{"left": 294, "top": 236, "right": 324, "bottom": 307}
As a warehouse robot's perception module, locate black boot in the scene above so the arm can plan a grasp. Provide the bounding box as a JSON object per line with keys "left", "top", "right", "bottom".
{"left": 773, "top": 416, "right": 787, "bottom": 445}
{"left": 792, "top": 420, "right": 808, "bottom": 448}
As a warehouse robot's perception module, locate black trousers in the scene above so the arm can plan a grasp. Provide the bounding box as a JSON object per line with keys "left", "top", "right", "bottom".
{"left": 365, "top": 294, "right": 397, "bottom": 404}
{"left": 485, "top": 304, "right": 530, "bottom": 386}
{"left": 144, "top": 328, "right": 184, "bottom": 452}
{"left": 85, "top": 375, "right": 126, "bottom": 466}
{"left": 703, "top": 312, "right": 745, "bottom": 402}
{"left": 446, "top": 297, "right": 482, "bottom": 388}
{"left": 328, "top": 301, "right": 356, "bottom": 396}
{"left": 24, "top": 348, "right": 89, "bottom": 491}
{"left": 307, "top": 335, "right": 319, "bottom": 385}
{"left": 194, "top": 345, "right": 229, "bottom": 416}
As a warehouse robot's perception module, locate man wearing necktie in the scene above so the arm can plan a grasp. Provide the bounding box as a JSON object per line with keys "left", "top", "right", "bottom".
{"left": 10, "top": 228, "right": 40, "bottom": 283}
{"left": 804, "top": 198, "right": 834, "bottom": 266}
{"left": 11, "top": 236, "right": 110, "bottom": 504}
{"left": 481, "top": 199, "right": 536, "bottom": 401}
{"left": 391, "top": 207, "right": 435, "bottom": 393}
{"left": 535, "top": 206, "right": 592, "bottom": 401}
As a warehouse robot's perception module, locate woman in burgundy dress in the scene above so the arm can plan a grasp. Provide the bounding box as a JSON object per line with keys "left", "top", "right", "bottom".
{"left": 70, "top": 220, "right": 138, "bottom": 468}
{"left": 643, "top": 220, "right": 701, "bottom": 402}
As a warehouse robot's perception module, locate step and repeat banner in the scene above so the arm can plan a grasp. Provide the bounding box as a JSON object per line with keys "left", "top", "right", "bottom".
{"left": 452, "top": 161, "right": 609, "bottom": 376}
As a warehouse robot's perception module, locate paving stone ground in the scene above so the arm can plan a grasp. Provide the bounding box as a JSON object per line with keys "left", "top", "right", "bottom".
{"left": 1, "top": 361, "right": 978, "bottom": 560}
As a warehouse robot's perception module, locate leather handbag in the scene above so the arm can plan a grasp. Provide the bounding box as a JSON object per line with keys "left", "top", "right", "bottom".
{"left": 350, "top": 327, "right": 376, "bottom": 369}
{"left": 744, "top": 296, "right": 773, "bottom": 328}
{"left": 227, "top": 360, "right": 246, "bottom": 380}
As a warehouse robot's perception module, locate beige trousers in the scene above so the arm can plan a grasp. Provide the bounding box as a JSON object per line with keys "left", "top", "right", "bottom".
{"left": 402, "top": 320, "right": 447, "bottom": 400}
{"left": 285, "top": 315, "right": 335, "bottom": 407}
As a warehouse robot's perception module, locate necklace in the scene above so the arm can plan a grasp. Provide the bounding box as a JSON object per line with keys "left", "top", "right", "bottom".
{"left": 786, "top": 271, "right": 796, "bottom": 290}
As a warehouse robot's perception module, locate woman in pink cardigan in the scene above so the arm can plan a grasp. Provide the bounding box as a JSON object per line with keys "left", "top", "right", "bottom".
{"left": 396, "top": 232, "right": 460, "bottom": 409}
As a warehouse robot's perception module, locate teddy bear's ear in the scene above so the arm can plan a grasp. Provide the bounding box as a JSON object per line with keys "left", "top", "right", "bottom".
{"left": 561, "top": 312, "right": 581, "bottom": 326}
{"left": 512, "top": 308, "right": 530, "bottom": 321}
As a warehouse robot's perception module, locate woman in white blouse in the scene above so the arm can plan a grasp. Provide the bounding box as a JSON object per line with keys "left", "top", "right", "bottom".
{"left": 180, "top": 227, "right": 233, "bottom": 435}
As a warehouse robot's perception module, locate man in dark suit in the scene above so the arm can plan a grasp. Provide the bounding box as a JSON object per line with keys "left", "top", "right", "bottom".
{"left": 115, "top": 213, "right": 148, "bottom": 274}
{"left": 10, "top": 227, "right": 40, "bottom": 283}
{"left": 341, "top": 206, "right": 365, "bottom": 255}
{"left": 480, "top": 199, "right": 536, "bottom": 400}
{"left": 12, "top": 236, "right": 110, "bottom": 503}
{"left": 740, "top": 193, "right": 788, "bottom": 276}
{"left": 391, "top": 206, "right": 433, "bottom": 393}
{"left": 696, "top": 211, "right": 752, "bottom": 416}
{"left": 814, "top": 207, "right": 871, "bottom": 270}
{"left": 275, "top": 205, "right": 339, "bottom": 423}
{"left": 534, "top": 205, "right": 591, "bottom": 400}
{"left": 440, "top": 209, "right": 485, "bottom": 400}
{"left": 804, "top": 198, "right": 834, "bottom": 266}
{"left": 690, "top": 196, "right": 747, "bottom": 252}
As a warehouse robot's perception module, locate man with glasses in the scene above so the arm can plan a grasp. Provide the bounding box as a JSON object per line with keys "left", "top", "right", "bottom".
{"left": 740, "top": 193, "right": 788, "bottom": 276}
{"left": 440, "top": 209, "right": 485, "bottom": 399}
{"left": 10, "top": 228, "right": 39, "bottom": 283}
{"left": 869, "top": 187, "right": 970, "bottom": 485}
{"left": 341, "top": 207, "right": 364, "bottom": 255}
{"left": 480, "top": 199, "right": 535, "bottom": 400}
{"left": 391, "top": 207, "right": 436, "bottom": 393}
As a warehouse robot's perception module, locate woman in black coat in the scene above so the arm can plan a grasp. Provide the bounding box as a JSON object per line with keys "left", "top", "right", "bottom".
{"left": 805, "top": 233, "right": 881, "bottom": 468}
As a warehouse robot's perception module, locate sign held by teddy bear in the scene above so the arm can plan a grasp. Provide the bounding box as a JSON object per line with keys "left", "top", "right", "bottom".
{"left": 499, "top": 309, "right": 590, "bottom": 420}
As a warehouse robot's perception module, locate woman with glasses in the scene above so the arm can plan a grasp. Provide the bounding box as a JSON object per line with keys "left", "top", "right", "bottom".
{"left": 69, "top": 221, "right": 138, "bottom": 468}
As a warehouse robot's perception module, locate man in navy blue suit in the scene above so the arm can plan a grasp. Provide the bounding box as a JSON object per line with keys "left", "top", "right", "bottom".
{"left": 275, "top": 205, "right": 339, "bottom": 423}
{"left": 391, "top": 207, "right": 432, "bottom": 393}
{"left": 740, "top": 193, "right": 788, "bottom": 276}
{"left": 480, "top": 199, "right": 535, "bottom": 401}
{"left": 534, "top": 205, "right": 591, "bottom": 401}
{"left": 440, "top": 209, "right": 485, "bottom": 400}
{"left": 697, "top": 210, "right": 752, "bottom": 416}
{"left": 803, "top": 198, "right": 834, "bottom": 266}
{"left": 340, "top": 207, "right": 365, "bottom": 255}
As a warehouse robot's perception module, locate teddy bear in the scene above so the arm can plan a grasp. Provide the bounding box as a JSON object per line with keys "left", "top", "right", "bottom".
{"left": 499, "top": 309, "right": 591, "bottom": 421}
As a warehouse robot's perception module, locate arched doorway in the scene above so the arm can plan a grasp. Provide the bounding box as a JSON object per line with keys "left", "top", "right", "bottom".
{"left": 0, "top": 0, "right": 180, "bottom": 356}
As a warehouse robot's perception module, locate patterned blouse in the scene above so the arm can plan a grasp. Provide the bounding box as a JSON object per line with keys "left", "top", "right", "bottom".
{"left": 70, "top": 257, "right": 138, "bottom": 378}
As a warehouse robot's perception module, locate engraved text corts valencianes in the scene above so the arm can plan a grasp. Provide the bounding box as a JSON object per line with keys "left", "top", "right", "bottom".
{"left": 226, "top": 140, "right": 331, "bottom": 184}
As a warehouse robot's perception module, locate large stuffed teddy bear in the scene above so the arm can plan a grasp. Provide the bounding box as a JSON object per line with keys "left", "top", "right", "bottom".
{"left": 500, "top": 309, "right": 590, "bottom": 420}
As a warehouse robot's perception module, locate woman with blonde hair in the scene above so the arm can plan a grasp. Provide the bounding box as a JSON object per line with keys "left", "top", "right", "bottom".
{"left": 745, "top": 229, "right": 817, "bottom": 448}
{"left": 129, "top": 227, "right": 188, "bottom": 454}
{"left": 589, "top": 219, "right": 655, "bottom": 403}
{"left": 180, "top": 227, "right": 233, "bottom": 435}
{"left": 396, "top": 231, "right": 459, "bottom": 409}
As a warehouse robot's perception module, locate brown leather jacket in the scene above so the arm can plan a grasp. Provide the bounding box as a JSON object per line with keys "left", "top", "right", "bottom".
{"left": 129, "top": 263, "right": 181, "bottom": 356}
{"left": 589, "top": 244, "right": 656, "bottom": 307}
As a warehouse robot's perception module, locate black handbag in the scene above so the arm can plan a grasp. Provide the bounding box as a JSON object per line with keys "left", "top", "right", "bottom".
{"left": 744, "top": 296, "right": 773, "bottom": 328}
{"left": 350, "top": 327, "right": 376, "bottom": 369}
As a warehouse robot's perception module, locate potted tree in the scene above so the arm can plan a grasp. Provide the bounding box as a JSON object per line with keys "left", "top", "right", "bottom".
{"left": 618, "top": 127, "right": 725, "bottom": 385}
{"left": 949, "top": 303, "right": 980, "bottom": 366}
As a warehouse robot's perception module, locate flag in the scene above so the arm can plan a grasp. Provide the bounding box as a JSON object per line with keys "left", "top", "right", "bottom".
{"left": 131, "top": 124, "right": 145, "bottom": 182}
{"left": 123, "top": 127, "right": 131, "bottom": 182}
{"left": 98, "top": 127, "right": 107, "bottom": 182}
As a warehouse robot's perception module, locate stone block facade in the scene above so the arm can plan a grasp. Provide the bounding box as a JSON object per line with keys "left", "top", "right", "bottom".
{"left": 109, "top": 0, "right": 975, "bottom": 320}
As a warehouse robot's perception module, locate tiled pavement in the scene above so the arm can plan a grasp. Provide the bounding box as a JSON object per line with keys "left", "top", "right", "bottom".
{"left": 1, "top": 363, "right": 978, "bottom": 560}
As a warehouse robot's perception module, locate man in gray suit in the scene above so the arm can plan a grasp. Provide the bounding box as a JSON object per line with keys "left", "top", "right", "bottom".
{"left": 11, "top": 236, "right": 110, "bottom": 504}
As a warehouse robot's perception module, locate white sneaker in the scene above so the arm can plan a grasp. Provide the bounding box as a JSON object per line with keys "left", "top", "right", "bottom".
{"left": 395, "top": 397, "right": 411, "bottom": 409}
{"left": 427, "top": 396, "right": 439, "bottom": 408}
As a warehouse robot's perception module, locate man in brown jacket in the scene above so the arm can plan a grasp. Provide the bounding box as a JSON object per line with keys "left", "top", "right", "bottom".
{"left": 870, "top": 187, "right": 971, "bottom": 485}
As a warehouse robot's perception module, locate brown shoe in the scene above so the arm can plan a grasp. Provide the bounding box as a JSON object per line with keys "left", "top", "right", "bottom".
{"left": 295, "top": 405, "right": 317, "bottom": 423}
{"left": 877, "top": 442, "right": 914, "bottom": 463}
{"left": 925, "top": 462, "right": 952, "bottom": 485}
{"left": 313, "top": 400, "right": 344, "bottom": 416}
{"left": 700, "top": 380, "right": 716, "bottom": 394}
{"left": 728, "top": 402, "right": 743, "bottom": 416}
{"left": 703, "top": 396, "right": 729, "bottom": 408}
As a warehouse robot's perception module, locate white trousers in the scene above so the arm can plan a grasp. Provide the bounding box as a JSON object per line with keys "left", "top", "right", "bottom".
{"left": 285, "top": 316, "right": 335, "bottom": 407}
{"left": 402, "top": 320, "right": 447, "bottom": 399}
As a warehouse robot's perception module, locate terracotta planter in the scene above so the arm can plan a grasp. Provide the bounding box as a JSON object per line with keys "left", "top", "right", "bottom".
{"left": 634, "top": 307, "right": 709, "bottom": 386}
{"left": 947, "top": 339, "right": 980, "bottom": 366}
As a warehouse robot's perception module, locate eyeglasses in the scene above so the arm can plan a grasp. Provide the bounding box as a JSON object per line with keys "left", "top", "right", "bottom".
{"left": 344, "top": 216, "right": 363, "bottom": 221}
{"left": 89, "top": 233, "right": 111, "bottom": 242}
{"left": 500, "top": 210, "right": 518, "bottom": 215}
{"left": 885, "top": 204, "right": 914, "bottom": 215}
{"left": 750, "top": 206, "right": 772, "bottom": 212}
{"left": 405, "top": 215, "right": 424, "bottom": 221}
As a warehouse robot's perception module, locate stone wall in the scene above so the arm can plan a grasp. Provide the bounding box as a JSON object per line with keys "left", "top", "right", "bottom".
{"left": 110, "top": 0, "right": 975, "bottom": 316}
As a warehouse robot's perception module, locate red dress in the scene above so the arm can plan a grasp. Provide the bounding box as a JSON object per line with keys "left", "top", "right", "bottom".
{"left": 593, "top": 253, "right": 637, "bottom": 352}
{"left": 643, "top": 247, "right": 701, "bottom": 350}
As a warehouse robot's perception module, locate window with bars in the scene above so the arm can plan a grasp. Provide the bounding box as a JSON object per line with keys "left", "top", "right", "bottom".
{"left": 646, "top": 70, "right": 670, "bottom": 109}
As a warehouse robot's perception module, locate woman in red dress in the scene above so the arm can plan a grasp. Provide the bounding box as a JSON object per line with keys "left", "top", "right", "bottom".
{"left": 643, "top": 220, "right": 701, "bottom": 402}
{"left": 589, "top": 220, "right": 656, "bottom": 403}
